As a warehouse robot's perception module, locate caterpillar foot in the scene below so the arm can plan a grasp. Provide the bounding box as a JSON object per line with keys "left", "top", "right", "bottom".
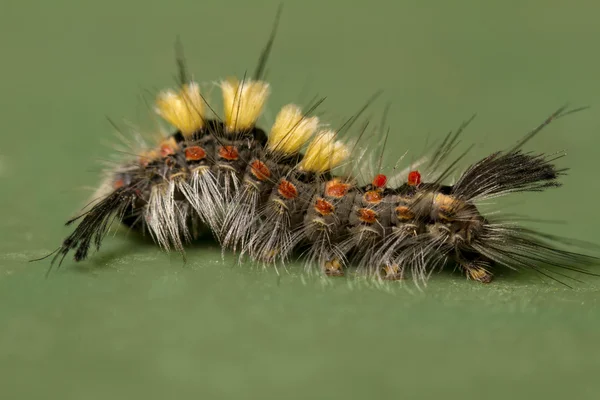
{"left": 380, "top": 264, "right": 404, "bottom": 281}
{"left": 463, "top": 264, "right": 493, "bottom": 283}
{"left": 324, "top": 258, "right": 344, "bottom": 277}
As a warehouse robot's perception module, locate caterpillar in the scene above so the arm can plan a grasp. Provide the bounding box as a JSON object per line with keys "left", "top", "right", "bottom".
{"left": 37, "top": 9, "right": 599, "bottom": 286}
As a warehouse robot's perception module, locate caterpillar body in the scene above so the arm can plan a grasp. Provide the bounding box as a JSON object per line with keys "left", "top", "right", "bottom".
{"left": 40, "top": 12, "right": 599, "bottom": 286}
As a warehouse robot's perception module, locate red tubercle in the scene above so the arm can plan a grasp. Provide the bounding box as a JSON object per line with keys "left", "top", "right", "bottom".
{"left": 113, "top": 179, "right": 124, "bottom": 189}
{"left": 185, "top": 146, "right": 206, "bottom": 161}
{"left": 250, "top": 160, "right": 271, "bottom": 181}
{"left": 314, "top": 198, "right": 335, "bottom": 216}
{"left": 324, "top": 179, "right": 351, "bottom": 198}
{"left": 278, "top": 179, "right": 298, "bottom": 200}
{"left": 407, "top": 170, "right": 421, "bottom": 186}
{"left": 357, "top": 208, "right": 378, "bottom": 224}
{"left": 372, "top": 174, "right": 387, "bottom": 188}
{"left": 218, "top": 145, "right": 239, "bottom": 161}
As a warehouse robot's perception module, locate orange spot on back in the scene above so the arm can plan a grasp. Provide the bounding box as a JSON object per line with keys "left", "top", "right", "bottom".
{"left": 363, "top": 190, "right": 383, "bottom": 204}
{"left": 250, "top": 160, "right": 271, "bottom": 181}
{"left": 314, "top": 198, "right": 334, "bottom": 216}
{"left": 218, "top": 145, "right": 239, "bottom": 161}
{"left": 185, "top": 146, "right": 206, "bottom": 161}
{"left": 159, "top": 138, "right": 178, "bottom": 158}
{"left": 160, "top": 144, "right": 174, "bottom": 157}
{"left": 357, "top": 208, "right": 378, "bottom": 224}
{"left": 434, "top": 194, "right": 461, "bottom": 221}
{"left": 278, "top": 179, "right": 298, "bottom": 199}
{"left": 372, "top": 174, "right": 387, "bottom": 188}
{"left": 433, "top": 193, "right": 457, "bottom": 208}
{"left": 113, "top": 179, "right": 124, "bottom": 189}
{"left": 407, "top": 170, "right": 421, "bottom": 186}
{"left": 325, "top": 179, "right": 350, "bottom": 198}
{"left": 395, "top": 206, "right": 414, "bottom": 221}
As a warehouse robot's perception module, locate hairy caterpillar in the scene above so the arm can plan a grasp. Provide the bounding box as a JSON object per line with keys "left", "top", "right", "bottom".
{"left": 37, "top": 9, "right": 599, "bottom": 286}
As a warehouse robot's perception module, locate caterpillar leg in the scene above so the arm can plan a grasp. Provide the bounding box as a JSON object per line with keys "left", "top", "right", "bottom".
{"left": 379, "top": 263, "right": 404, "bottom": 281}
{"left": 323, "top": 258, "right": 344, "bottom": 277}
{"left": 457, "top": 255, "right": 493, "bottom": 283}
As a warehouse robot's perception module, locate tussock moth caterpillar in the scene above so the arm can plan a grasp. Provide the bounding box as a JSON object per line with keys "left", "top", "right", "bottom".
{"left": 35, "top": 6, "right": 600, "bottom": 287}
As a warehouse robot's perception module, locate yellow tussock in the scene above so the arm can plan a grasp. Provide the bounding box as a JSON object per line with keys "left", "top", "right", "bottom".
{"left": 155, "top": 82, "right": 204, "bottom": 136}
{"left": 220, "top": 78, "right": 270, "bottom": 132}
{"left": 267, "top": 104, "right": 318, "bottom": 154}
{"left": 300, "top": 130, "right": 350, "bottom": 173}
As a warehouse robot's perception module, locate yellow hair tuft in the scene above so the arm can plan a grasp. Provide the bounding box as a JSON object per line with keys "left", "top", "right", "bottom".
{"left": 300, "top": 130, "right": 350, "bottom": 173}
{"left": 155, "top": 82, "right": 204, "bottom": 136}
{"left": 267, "top": 104, "right": 319, "bottom": 154}
{"left": 220, "top": 78, "right": 270, "bottom": 132}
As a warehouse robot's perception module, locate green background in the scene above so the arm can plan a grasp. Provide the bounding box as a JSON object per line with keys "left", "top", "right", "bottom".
{"left": 1, "top": 0, "right": 599, "bottom": 398}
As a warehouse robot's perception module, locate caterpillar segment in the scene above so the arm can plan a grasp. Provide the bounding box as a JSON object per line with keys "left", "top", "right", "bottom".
{"left": 221, "top": 104, "right": 318, "bottom": 256}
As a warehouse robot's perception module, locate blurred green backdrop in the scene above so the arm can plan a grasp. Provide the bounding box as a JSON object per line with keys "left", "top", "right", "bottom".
{"left": 1, "top": 0, "right": 599, "bottom": 398}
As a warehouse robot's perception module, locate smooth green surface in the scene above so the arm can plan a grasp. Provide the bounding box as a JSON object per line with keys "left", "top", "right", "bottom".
{"left": 2, "top": 0, "right": 600, "bottom": 398}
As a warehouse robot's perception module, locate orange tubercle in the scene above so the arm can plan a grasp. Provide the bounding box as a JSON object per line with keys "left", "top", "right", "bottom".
{"left": 363, "top": 190, "right": 383, "bottom": 204}
{"left": 250, "top": 160, "right": 271, "bottom": 181}
{"left": 278, "top": 179, "right": 298, "bottom": 199}
{"left": 218, "top": 145, "right": 239, "bottom": 161}
{"left": 160, "top": 144, "right": 174, "bottom": 157}
{"left": 185, "top": 146, "right": 206, "bottom": 161}
{"left": 314, "top": 198, "right": 335, "bottom": 216}
{"left": 395, "top": 205, "right": 415, "bottom": 221}
{"left": 113, "top": 179, "right": 124, "bottom": 189}
{"left": 324, "top": 179, "right": 351, "bottom": 198}
{"left": 159, "top": 137, "right": 178, "bottom": 157}
{"left": 357, "top": 208, "right": 378, "bottom": 224}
